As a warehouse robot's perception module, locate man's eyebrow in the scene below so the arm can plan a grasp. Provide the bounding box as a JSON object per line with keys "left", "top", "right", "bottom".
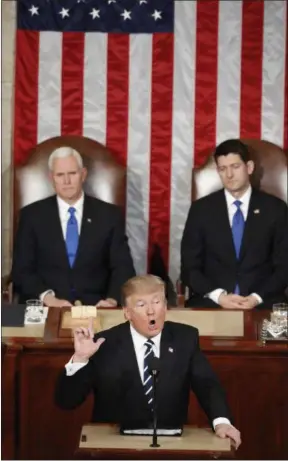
{"left": 55, "top": 169, "right": 78, "bottom": 174}
{"left": 219, "top": 162, "right": 241, "bottom": 168}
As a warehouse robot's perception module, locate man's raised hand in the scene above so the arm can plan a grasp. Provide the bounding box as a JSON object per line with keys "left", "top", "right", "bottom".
{"left": 73, "top": 317, "right": 105, "bottom": 363}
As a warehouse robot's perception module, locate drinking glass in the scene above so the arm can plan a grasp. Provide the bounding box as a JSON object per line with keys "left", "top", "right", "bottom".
{"left": 271, "top": 303, "right": 288, "bottom": 332}
{"left": 26, "top": 299, "right": 44, "bottom": 323}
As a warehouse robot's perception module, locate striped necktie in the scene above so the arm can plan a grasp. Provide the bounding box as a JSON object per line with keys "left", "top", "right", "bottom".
{"left": 143, "top": 339, "right": 155, "bottom": 406}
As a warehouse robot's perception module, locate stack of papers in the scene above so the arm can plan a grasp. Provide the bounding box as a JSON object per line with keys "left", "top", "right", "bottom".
{"left": 122, "top": 428, "right": 182, "bottom": 436}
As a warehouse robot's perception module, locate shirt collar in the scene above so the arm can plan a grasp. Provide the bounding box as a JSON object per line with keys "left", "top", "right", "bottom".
{"left": 130, "top": 324, "right": 162, "bottom": 352}
{"left": 224, "top": 185, "right": 252, "bottom": 208}
{"left": 56, "top": 192, "right": 84, "bottom": 214}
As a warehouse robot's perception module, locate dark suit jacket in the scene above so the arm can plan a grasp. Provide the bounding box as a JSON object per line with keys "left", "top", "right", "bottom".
{"left": 55, "top": 321, "right": 231, "bottom": 429}
{"left": 181, "top": 188, "right": 288, "bottom": 305}
{"left": 12, "top": 194, "right": 135, "bottom": 305}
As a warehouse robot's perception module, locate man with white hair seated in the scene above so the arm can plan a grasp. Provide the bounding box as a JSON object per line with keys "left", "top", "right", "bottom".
{"left": 12, "top": 146, "right": 135, "bottom": 308}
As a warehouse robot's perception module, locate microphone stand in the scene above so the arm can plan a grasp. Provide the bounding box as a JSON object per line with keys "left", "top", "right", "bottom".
{"left": 149, "top": 359, "right": 160, "bottom": 448}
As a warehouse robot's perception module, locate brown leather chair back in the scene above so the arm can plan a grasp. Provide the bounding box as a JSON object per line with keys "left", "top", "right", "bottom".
{"left": 192, "top": 139, "right": 288, "bottom": 203}
{"left": 14, "top": 136, "right": 126, "bottom": 232}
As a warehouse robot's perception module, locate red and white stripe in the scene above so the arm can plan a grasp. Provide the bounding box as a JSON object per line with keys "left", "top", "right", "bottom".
{"left": 13, "top": 0, "right": 288, "bottom": 281}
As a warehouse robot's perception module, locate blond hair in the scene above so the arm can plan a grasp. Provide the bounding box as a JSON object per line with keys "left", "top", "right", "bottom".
{"left": 122, "top": 275, "right": 165, "bottom": 305}
{"left": 48, "top": 146, "right": 83, "bottom": 170}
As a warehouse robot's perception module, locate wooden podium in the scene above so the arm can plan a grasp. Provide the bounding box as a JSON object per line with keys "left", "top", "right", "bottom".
{"left": 74, "top": 424, "right": 234, "bottom": 460}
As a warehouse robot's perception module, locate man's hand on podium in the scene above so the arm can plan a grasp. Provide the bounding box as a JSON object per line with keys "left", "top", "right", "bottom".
{"left": 43, "top": 293, "right": 73, "bottom": 308}
{"left": 214, "top": 423, "right": 241, "bottom": 450}
{"left": 95, "top": 298, "right": 118, "bottom": 308}
{"left": 73, "top": 317, "right": 105, "bottom": 363}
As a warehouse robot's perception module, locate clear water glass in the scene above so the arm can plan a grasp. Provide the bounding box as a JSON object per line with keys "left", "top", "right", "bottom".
{"left": 271, "top": 303, "right": 288, "bottom": 332}
{"left": 26, "top": 299, "right": 44, "bottom": 323}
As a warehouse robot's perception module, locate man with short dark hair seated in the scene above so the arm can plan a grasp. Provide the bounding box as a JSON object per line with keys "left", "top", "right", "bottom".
{"left": 12, "top": 146, "right": 135, "bottom": 307}
{"left": 181, "top": 139, "right": 288, "bottom": 309}
{"left": 55, "top": 274, "right": 241, "bottom": 449}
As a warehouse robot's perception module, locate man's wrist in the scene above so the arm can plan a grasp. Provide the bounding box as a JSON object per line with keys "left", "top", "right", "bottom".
{"left": 72, "top": 354, "right": 90, "bottom": 364}
{"left": 207, "top": 289, "right": 227, "bottom": 305}
{"left": 250, "top": 293, "right": 262, "bottom": 304}
{"left": 40, "top": 289, "right": 55, "bottom": 304}
{"left": 106, "top": 297, "right": 118, "bottom": 306}
{"left": 213, "top": 417, "right": 231, "bottom": 430}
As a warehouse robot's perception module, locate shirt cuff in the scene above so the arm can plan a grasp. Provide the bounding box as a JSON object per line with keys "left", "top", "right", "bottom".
{"left": 250, "top": 293, "right": 263, "bottom": 304}
{"left": 206, "top": 289, "right": 227, "bottom": 305}
{"left": 212, "top": 417, "right": 231, "bottom": 430}
{"left": 65, "top": 355, "right": 89, "bottom": 376}
{"left": 40, "top": 289, "right": 55, "bottom": 303}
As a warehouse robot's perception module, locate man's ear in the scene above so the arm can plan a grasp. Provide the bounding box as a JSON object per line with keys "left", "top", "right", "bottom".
{"left": 82, "top": 167, "right": 88, "bottom": 182}
{"left": 247, "top": 160, "right": 255, "bottom": 176}
{"left": 123, "top": 306, "right": 131, "bottom": 321}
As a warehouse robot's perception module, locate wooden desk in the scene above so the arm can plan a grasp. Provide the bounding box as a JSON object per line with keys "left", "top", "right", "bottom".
{"left": 2, "top": 308, "right": 288, "bottom": 460}
{"left": 74, "top": 424, "right": 233, "bottom": 460}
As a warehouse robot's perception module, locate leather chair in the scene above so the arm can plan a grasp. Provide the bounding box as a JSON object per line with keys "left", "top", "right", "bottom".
{"left": 177, "top": 139, "right": 288, "bottom": 304}
{"left": 2, "top": 135, "right": 126, "bottom": 301}
{"left": 193, "top": 139, "right": 287, "bottom": 202}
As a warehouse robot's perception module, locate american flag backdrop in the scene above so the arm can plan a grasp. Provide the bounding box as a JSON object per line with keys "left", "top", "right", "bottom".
{"left": 14, "top": 0, "right": 288, "bottom": 282}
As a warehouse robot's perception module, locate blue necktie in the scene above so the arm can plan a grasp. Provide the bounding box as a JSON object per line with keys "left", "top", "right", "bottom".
{"left": 143, "top": 339, "right": 155, "bottom": 407}
{"left": 232, "top": 200, "right": 244, "bottom": 294}
{"left": 65, "top": 207, "right": 79, "bottom": 267}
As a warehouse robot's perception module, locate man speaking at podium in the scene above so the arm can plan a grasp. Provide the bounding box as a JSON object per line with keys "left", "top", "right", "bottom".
{"left": 55, "top": 275, "right": 241, "bottom": 449}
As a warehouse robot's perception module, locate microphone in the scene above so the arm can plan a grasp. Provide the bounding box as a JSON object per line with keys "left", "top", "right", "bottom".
{"left": 147, "top": 356, "right": 160, "bottom": 447}
{"left": 147, "top": 356, "right": 160, "bottom": 375}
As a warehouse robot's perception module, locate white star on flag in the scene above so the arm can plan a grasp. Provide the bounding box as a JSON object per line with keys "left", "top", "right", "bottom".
{"left": 90, "top": 8, "right": 100, "bottom": 19}
{"left": 107, "top": 0, "right": 116, "bottom": 4}
{"left": 152, "top": 10, "right": 162, "bottom": 21}
{"left": 121, "top": 9, "right": 132, "bottom": 20}
{"left": 77, "top": 0, "right": 86, "bottom": 3}
{"left": 29, "top": 5, "right": 39, "bottom": 16}
{"left": 139, "top": 0, "right": 148, "bottom": 4}
{"left": 59, "top": 8, "right": 69, "bottom": 18}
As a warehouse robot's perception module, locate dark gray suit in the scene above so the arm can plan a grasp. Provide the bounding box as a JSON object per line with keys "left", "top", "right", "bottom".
{"left": 181, "top": 188, "right": 288, "bottom": 307}
{"left": 55, "top": 321, "right": 232, "bottom": 429}
{"left": 12, "top": 194, "right": 135, "bottom": 305}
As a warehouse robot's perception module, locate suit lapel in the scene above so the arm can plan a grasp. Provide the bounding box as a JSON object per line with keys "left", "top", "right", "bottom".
{"left": 48, "top": 196, "right": 70, "bottom": 268}
{"left": 239, "top": 189, "right": 262, "bottom": 261}
{"left": 117, "top": 323, "right": 148, "bottom": 409}
{"left": 157, "top": 323, "right": 178, "bottom": 396}
{"left": 215, "top": 191, "right": 237, "bottom": 263}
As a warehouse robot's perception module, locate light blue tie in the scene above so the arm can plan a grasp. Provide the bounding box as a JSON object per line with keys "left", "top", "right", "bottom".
{"left": 65, "top": 207, "right": 79, "bottom": 267}
{"left": 232, "top": 200, "right": 245, "bottom": 294}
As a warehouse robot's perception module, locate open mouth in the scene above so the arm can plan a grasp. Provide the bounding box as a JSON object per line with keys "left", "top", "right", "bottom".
{"left": 148, "top": 319, "right": 158, "bottom": 330}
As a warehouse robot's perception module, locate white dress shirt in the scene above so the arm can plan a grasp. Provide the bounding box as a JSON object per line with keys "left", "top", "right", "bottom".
{"left": 40, "top": 193, "right": 84, "bottom": 302}
{"left": 57, "top": 193, "right": 84, "bottom": 239}
{"left": 207, "top": 186, "right": 262, "bottom": 304}
{"left": 65, "top": 325, "right": 230, "bottom": 429}
{"left": 129, "top": 325, "right": 161, "bottom": 382}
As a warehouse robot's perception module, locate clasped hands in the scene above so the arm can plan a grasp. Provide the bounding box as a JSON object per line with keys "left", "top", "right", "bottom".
{"left": 43, "top": 293, "right": 117, "bottom": 308}
{"left": 219, "top": 293, "right": 259, "bottom": 310}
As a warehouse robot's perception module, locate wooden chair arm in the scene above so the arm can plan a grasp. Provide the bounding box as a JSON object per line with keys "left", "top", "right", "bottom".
{"left": 1, "top": 273, "right": 13, "bottom": 303}
{"left": 176, "top": 279, "right": 190, "bottom": 307}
